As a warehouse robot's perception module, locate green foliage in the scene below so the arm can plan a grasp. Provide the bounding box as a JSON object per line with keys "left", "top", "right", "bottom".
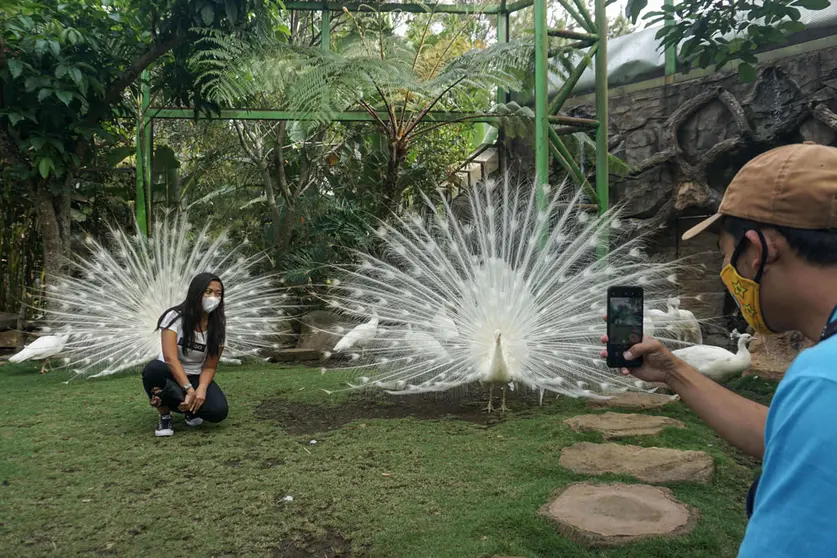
{"left": 1, "top": 1, "right": 138, "bottom": 179}
{"left": 0, "top": 0, "right": 282, "bottom": 180}
{"left": 626, "top": 0, "right": 827, "bottom": 81}
{"left": 192, "top": 8, "right": 534, "bottom": 226}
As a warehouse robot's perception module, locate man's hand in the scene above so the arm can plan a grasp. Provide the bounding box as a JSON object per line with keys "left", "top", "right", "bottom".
{"left": 190, "top": 385, "right": 207, "bottom": 413}
{"left": 600, "top": 333, "right": 682, "bottom": 385}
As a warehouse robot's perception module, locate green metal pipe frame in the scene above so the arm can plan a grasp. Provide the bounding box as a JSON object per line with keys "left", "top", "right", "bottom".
{"left": 548, "top": 126, "right": 598, "bottom": 203}
{"left": 594, "top": 0, "right": 608, "bottom": 216}
{"left": 285, "top": 0, "right": 535, "bottom": 13}
{"left": 664, "top": 0, "right": 676, "bottom": 76}
{"left": 147, "top": 108, "right": 500, "bottom": 122}
{"left": 285, "top": 1, "right": 506, "bottom": 14}
{"left": 505, "top": 0, "right": 534, "bottom": 12}
{"left": 135, "top": 0, "right": 612, "bottom": 233}
{"left": 547, "top": 28, "right": 598, "bottom": 42}
{"left": 570, "top": 0, "right": 597, "bottom": 33}
{"left": 548, "top": 114, "right": 598, "bottom": 127}
{"left": 549, "top": 42, "right": 597, "bottom": 119}
{"left": 553, "top": 0, "right": 592, "bottom": 34}
{"left": 594, "top": 0, "right": 609, "bottom": 257}
{"left": 533, "top": 0, "right": 549, "bottom": 205}
{"left": 321, "top": 8, "right": 331, "bottom": 51}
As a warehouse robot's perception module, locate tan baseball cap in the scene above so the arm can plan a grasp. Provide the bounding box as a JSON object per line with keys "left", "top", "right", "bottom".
{"left": 682, "top": 141, "right": 837, "bottom": 240}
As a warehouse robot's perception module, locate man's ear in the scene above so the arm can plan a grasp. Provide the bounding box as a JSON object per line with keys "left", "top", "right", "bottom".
{"left": 743, "top": 229, "right": 779, "bottom": 271}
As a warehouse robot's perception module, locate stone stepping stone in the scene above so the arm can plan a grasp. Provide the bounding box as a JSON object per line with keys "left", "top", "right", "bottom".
{"left": 539, "top": 482, "right": 698, "bottom": 547}
{"left": 588, "top": 392, "right": 680, "bottom": 411}
{"left": 559, "top": 442, "right": 714, "bottom": 484}
{"left": 565, "top": 412, "right": 685, "bottom": 439}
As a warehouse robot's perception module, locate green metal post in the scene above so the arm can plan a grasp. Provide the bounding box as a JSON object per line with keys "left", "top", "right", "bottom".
{"left": 496, "top": 2, "right": 509, "bottom": 175}
{"left": 135, "top": 69, "right": 150, "bottom": 237}
{"left": 548, "top": 127, "right": 598, "bottom": 203}
{"left": 549, "top": 42, "right": 598, "bottom": 114}
{"left": 505, "top": 0, "right": 533, "bottom": 12}
{"left": 533, "top": 0, "right": 549, "bottom": 206}
{"left": 321, "top": 7, "right": 331, "bottom": 51}
{"left": 285, "top": 1, "right": 506, "bottom": 13}
{"left": 594, "top": 0, "right": 609, "bottom": 257}
{"left": 664, "top": 0, "right": 676, "bottom": 76}
{"left": 496, "top": 2, "right": 508, "bottom": 106}
{"left": 552, "top": 0, "right": 589, "bottom": 33}
{"left": 570, "top": 0, "right": 597, "bottom": 32}
{"left": 594, "top": 0, "right": 608, "bottom": 214}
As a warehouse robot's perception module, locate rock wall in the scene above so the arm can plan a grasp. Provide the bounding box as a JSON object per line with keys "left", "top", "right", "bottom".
{"left": 558, "top": 45, "right": 837, "bottom": 343}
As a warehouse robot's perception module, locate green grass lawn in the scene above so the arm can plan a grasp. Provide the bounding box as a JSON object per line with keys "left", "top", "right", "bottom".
{"left": 0, "top": 362, "right": 775, "bottom": 558}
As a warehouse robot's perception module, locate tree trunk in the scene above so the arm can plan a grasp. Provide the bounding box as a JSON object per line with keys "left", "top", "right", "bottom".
{"left": 58, "top": 175, "right": 72, "bottom": 258}
{"left": 274, "top": 208, "right": 295, "bottom": 253}
{"left": 34, "top": 183, "right": 65, "bottom": 283}
{"left": 15, "top": 293, "right": 27, "bottom": 352}
{"left": 271, "top": 122, "right": 297, "bottom": 254}
{"left": 260, "top": 163, "right": 286, "bottom": 247}
{"left": 380, "top": 140, "right": 407, "bottom": 218}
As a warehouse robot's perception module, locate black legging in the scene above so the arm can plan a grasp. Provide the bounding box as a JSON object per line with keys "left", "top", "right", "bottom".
{"left": 141, "top": 360, "right": 229, "bottom": 423}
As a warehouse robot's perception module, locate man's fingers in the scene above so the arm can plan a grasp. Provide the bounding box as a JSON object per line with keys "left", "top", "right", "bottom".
{"left": 600, "top": 334, "right": 609, "bottom": 344}
{"left": 622, "top": 339, "right": 659, "bottom": 360}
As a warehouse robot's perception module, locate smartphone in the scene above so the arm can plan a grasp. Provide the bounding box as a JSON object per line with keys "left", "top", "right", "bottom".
{"left": 606, "top": 286, "right": 644, "bottom": 369}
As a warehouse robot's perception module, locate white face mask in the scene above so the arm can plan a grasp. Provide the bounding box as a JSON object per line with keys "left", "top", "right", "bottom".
{"left": 202, "top": 296, "right": 221, "bottom": 313}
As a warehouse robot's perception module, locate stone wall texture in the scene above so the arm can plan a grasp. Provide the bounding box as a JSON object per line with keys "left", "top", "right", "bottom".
{"left": 555, "top": 45, "right": 837, "bottom": 345}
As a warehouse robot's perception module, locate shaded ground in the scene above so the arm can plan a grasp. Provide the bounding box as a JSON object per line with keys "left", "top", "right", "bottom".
{"left": 273, "top": 531, "right": 354, "bottom": 557}
{"left": 256, "top": 388, "right": 552, "bottom": 435}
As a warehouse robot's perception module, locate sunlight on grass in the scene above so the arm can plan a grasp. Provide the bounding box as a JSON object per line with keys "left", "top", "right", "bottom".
{"left": 0, "top": 362, "right": 768, "bottom": 557}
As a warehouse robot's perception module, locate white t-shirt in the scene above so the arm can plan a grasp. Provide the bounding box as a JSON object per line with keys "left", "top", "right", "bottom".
{"left": 157, "top": 310, "right": 208, "bottom": 376}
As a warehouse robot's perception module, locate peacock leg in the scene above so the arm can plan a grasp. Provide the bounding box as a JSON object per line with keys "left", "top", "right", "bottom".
{"left": 500, "top": 384, "right": 510, "bottom": 412}
{"left": 484, "top": 384, "right": 495, "bottom": 413}
{"left": 39, "top": 360, "right": 47, "bottom": 374}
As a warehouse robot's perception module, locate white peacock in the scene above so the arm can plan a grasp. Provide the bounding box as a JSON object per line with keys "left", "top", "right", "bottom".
{"left": 321, "top": 176, "right": 693, "bottom": 411}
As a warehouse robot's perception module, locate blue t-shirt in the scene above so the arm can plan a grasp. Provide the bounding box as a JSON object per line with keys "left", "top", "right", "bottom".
{"left": 738, "top": 314, "right": 837, "bottom": 557}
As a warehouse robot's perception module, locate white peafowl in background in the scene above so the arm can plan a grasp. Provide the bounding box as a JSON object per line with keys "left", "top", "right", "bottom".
{"left": 666, "top": 297, "right": 703, "bottom": 344}
{"left": 645, "top": 297, "right": 703, "bottom": 344}
{"left": 320, "top": 176, "right": 693, "bottom": 411}
{"left": 673, "top": 332, "right": 753, "bottom": 381}
{"left": 332, "top": 312, "right": 379, "bottom": 357}
{"left": 9, "top": 332, "right": 69, "bottom": 373}
{"left": 41, "top": 214, "right": 298, "bottom": 378}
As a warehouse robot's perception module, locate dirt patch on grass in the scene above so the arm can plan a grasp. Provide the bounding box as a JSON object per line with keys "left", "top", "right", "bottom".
{"left": 256, "top": 389, "right": 551, "bottom": 435}
{"left": 273, "top": 530, "right": 353, "bottom": 557}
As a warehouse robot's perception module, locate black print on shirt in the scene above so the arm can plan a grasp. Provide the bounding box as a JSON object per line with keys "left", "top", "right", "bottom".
{"left": 179, "top": 339, "right": 207, "bottom": 352}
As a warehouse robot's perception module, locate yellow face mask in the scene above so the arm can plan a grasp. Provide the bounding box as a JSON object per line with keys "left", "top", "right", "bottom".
{"left": 720, "top": 230, "right": 773, "bottom": 335}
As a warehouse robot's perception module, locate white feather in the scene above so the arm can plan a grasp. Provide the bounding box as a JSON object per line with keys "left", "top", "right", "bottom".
{"left": 673, "top": 334, "right": 752, "bottom": 381}
{"left": 333, "top": 313, "right": 379, "bottom": 352}
{"left": 40, "top": 214, "right": 296, "bottom": 376}
{"left": 9, "top": 334, "right": 68, "bottom": 363}
{"left": 321, "top": 176, "right": 686, "bottom": 401}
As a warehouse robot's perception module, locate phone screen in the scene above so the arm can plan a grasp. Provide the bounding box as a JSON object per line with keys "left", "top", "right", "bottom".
{"left": 608, "top": 296, "right": 643, "bottom": 347}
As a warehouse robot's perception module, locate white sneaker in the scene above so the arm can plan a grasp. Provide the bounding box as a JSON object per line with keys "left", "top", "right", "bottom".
{"left": 185, "top": 414, "right": 203, "bottom": 427}
{"left": 155, "top": 414, "right": 174, "bottom": 437}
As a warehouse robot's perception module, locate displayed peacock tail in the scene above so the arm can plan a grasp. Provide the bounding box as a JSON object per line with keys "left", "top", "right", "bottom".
{"left": 43, "top": 213, "right": 298, "bottom": 378}
{"left": 321, "top": 176, "right": 693, "bottom": 399}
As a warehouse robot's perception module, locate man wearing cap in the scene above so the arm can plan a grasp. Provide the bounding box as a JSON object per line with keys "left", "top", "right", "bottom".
{"left": 602, "top": 142, "right": 837, "bottom": 556}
